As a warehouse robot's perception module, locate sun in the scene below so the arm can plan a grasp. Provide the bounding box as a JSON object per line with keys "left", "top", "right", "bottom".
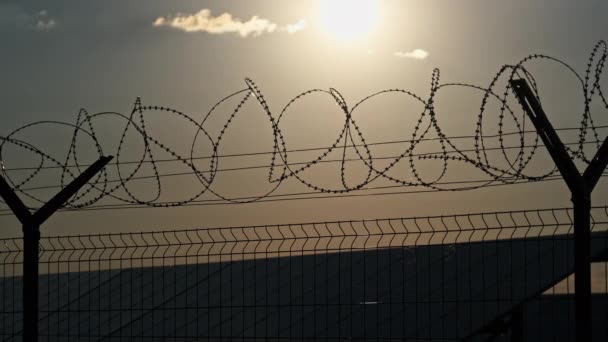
{"left": 319, "top": 0, "right": 379, "bottom": 41}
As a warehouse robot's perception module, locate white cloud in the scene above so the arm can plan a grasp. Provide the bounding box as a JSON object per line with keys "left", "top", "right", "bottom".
{"left": 393, "top": 49, "right": 429, "bottom": 60}
{"left": 34, "top": 11, "right": 56, "bottom": 31}
{"left": 0, "top": 7, "right": 57, "bottom": 31}
{"left": 153, "top": 9, "right": 305, "bottom": 37}
{"left": 31, "top": 10, "right": 56, "bottom": 31}
{"left": 283, "top": 19, "right": 306, "bottom": 34}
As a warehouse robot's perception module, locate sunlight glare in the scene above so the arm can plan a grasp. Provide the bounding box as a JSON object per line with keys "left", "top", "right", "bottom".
{"left": 319, "top": 0, "right": 378, "bottom": 41}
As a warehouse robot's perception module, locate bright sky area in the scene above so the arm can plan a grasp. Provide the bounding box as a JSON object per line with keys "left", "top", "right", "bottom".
{"left": 0, "top": 0, "right": 607, "bottom": 236}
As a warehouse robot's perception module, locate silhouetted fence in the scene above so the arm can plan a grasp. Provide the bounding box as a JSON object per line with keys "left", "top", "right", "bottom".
{"left": 1, "top": 206, "right": 608, "bottom": 341}
{"left": 1, "top": 41, "right": 607, "bottom": 341}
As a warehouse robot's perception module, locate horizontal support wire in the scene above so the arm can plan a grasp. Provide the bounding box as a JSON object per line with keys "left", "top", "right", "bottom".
{"left": 0, "top": 41, "right": 606, "bottom": 209}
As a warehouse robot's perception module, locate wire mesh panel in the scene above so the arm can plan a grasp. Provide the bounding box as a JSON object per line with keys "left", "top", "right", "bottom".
{"left": 0, "top": 239, "right": 22, "bottom": 341}
{"left": 1, "top": 206, "right": 608, "bottom": 341}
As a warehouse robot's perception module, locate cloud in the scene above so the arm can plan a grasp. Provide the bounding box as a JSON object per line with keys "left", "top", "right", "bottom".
{"left": 283, "top": 19, "right": 306, "bottom": 34}
{"left": 393, "top": 49, "right": 429, "bottom": 60}
{"left": 34, "top": 10, "right": 56, "bottom": 31}
{"left": 153, "top": 9, "right": 305, "bottom": 37}
{"left": 0, "top": 7, "right": 57, "bottom": 31}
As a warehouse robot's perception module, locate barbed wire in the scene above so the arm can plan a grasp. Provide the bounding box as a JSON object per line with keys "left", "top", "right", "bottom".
{"left": 0, "top": 41, "right": 606, "bottom": 210}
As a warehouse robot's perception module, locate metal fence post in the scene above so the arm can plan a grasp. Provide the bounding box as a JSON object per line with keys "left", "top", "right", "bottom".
{"left": 0, "top": 155, "right": 112, "bottom": 342}
{"left": 511, "top": 306, "right": 524, "bottom": 342}
{"left": 573, "top": 189, "right": 592, "bottom": 341}
{"left": 511, "top": 78, "right": 608, "bottom": 341}
{"left": 22, "top": 225, "right": 40, "bottom": 341}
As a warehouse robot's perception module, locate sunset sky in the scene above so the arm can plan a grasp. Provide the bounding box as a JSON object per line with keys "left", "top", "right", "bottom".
{"left": 0, "top": 0, "right": 607, "bottom": 236}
